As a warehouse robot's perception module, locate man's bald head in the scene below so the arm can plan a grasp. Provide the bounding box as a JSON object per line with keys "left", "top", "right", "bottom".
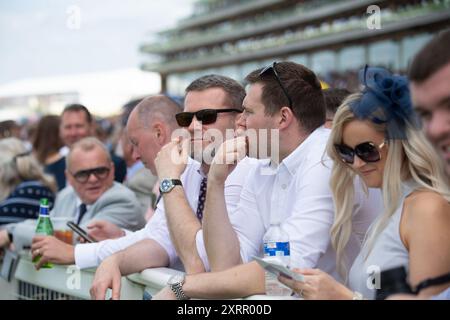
{"left": 135, "top": 95, "right": 181, "bottom": 131}
{"left": 126, "top": 95, "right": 181, "bottom": 174}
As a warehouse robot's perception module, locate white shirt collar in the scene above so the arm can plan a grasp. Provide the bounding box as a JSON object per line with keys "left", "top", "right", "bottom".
{"left": 75, "top": 197, "right": 91, "bottom": 210}
{"left": 264, "top": 126, "right": 329, "bottom": 176}
{"left": 282, "top": 126, "right": 328, "bottom": 176}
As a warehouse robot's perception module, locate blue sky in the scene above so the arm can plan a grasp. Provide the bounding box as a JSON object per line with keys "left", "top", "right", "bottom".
{"left": 0, "top": 0, "right": 195, "bottom": 84}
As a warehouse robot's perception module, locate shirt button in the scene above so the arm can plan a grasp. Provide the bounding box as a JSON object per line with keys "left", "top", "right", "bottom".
{"left": 281, "top": 184, "right": 287, "bottom": 189}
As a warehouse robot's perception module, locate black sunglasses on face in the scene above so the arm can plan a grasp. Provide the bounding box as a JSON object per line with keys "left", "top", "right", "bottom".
{"left": 71, "top": 166, "right": 111, "bottom": 184}
{"left": 259, "top": 62, "right": 293, "bottom": 109}
{"left": 334, "top": 141, "right": 386, "bottom": 165}
{"left": 175, "top": 108, "right": 243, "bottom": 127}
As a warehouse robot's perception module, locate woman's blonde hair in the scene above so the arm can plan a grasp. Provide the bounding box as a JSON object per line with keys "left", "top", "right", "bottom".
{"left": 327, "top": 93, "right": 450, "bottom": 281}
{"left": 0, "top": 137, "right": 56, "bottom": 201}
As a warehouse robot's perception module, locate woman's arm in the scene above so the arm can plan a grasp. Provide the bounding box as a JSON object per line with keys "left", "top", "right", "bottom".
{"left": 401, "top": 191, "right": 450, "bottom": 297}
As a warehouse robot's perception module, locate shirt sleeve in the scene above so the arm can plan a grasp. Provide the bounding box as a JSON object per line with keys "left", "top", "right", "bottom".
{"left": 228, "top": 165, "right": 266, "bottom": 263}
{"left": 74, "top": 227, "right": 148, "bottom": 269}
{"left": 74, "top": 201, "right": 174, "bottom": 269}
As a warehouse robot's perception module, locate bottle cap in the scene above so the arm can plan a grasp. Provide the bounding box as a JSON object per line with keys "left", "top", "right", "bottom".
{"left": 40, "top": 198, "right": 48, "bottom": 206}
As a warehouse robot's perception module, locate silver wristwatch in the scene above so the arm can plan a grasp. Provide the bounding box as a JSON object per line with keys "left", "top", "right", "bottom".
{"left": 159, "top": 178, "right": 182, "bottom": 194}
{"left": 167, "top": 273, "right": 189, "bottom": 300}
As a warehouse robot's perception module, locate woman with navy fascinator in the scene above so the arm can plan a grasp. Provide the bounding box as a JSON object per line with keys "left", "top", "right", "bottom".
{"left": 278, "top": 66, "right": 450, "bottom": 300}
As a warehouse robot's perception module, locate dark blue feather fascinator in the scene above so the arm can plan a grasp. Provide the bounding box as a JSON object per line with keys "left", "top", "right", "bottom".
{"left": 349, "top": 66, "right": 420, "bottom": 139}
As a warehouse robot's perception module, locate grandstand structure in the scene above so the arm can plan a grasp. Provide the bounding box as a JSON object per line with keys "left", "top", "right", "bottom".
{"left": 140, "top": 0, "right": 450, "bottom": 94}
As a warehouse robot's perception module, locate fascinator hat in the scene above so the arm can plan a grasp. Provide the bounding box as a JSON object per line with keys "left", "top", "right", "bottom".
{"left": 349, "top": 66, "right": 420, "bottom": 140}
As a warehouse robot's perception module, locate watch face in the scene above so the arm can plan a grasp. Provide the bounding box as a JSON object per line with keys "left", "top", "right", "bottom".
{"left": 167, "top": 273, "right": 185, "bottom": 286}
{"left": 160, "top": 179, "right": 173, "bottom": 193}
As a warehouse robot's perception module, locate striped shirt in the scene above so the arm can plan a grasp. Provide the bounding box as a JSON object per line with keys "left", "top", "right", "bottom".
{"left": 0, "top": 181, "right": 55, "bottom": 225}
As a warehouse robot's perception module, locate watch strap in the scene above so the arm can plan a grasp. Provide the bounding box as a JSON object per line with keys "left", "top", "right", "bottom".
{"left": 169, "top": 275, "right": 189, "bottom": 300}
{"left": 159, "top": 179, "right": 182, "bottom": 193}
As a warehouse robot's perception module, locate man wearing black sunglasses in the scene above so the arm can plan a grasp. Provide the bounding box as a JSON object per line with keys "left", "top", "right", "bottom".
{"left": 89, "top": 75, "right": 259, "bottom": 300}
{"left": 152, "top": 62, "right": 381, "bottom": 300}
{"left": 45, "top": 104, "right": 127, "bottom": 191}
{"left": 14, "top": 137, "right": 145, "bottom": 269}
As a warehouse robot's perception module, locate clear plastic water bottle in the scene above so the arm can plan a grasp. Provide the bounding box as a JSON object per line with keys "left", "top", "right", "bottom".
{"left": 263, "top": 221, "right": 292, "bottom": 296}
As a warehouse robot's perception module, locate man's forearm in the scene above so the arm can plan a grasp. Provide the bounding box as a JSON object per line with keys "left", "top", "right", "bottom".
{"left": 163, "top": 187, "right": 205, "bottom": 274}
{"left": 183, "top": 261, "right": 265, "bottom": 299}
{"left": 203, "top": 181, "right": 242, "bottom": 271}
{"left": 117, "top": 238, "right": 169, "bottom": 275}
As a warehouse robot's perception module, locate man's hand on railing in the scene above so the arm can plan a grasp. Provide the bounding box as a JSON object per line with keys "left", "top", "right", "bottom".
{"left": 31, "top": 236, "right": 75, "bottom": 270}
{"left": 152, "top": 285, "right": 177, "bottom": 300}
{"left": 90, "top": 254, "right": 122, "bottom": 300}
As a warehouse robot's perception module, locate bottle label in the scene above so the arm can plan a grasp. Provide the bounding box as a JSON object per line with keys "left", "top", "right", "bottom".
{"left": 264, "top": 241, "right": 290, "bottom": 257}
{"left": 39, "top": 205, "right": 49, "bottom": 216}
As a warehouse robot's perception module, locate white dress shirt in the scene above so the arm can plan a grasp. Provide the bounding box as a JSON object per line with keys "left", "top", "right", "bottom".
{"left": 74, "top": 157, "right": 258, "bottom": 270}
{"left": 228, "top": 127, "right": 382, "bottom": 281}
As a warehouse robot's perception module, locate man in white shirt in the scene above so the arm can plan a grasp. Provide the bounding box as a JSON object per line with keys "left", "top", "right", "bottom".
{"left": 89, "top": 75, "right": 258, "bottom": 299}
{"left": 154, "top": 61, "right": 381, "bottom": 300}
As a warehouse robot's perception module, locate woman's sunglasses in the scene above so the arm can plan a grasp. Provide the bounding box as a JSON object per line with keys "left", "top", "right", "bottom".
{"left": 176, "top": 108, "right": 242, "bottom": 127}
{"left": 334, "top": 141, "right": 385, "bottom": 164}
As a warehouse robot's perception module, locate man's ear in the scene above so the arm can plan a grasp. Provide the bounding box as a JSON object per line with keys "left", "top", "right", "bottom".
{"left": 154, "top": 123, "right": 166, "bottom": 144}
{"left": 279, "top": 106, "right": 294, "bottom": 130}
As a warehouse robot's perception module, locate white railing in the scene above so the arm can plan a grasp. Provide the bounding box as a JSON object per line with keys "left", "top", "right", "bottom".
{"left": 1, "top": 252, "right": 281, "bottom": 300}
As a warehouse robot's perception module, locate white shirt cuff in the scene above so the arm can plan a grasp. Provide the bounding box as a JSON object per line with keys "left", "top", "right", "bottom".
{"left": 74, "top": 242, "right": 100, "bottom": 269}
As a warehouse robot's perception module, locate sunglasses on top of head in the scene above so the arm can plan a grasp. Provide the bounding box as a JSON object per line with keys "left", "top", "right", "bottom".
{"left": 334, "top": 141, "right": 386, "bottom": 165}
{"left": 175, "top": 108, "right": 243, "bottom": 127}
{"left": 259, "top": 62, "right": 293, "bottom": 109}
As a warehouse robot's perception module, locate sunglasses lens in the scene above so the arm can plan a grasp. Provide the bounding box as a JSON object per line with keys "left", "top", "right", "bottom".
{"left": 74, "top": 171, "right": 89, "bottom": 183}
{"left": 197, "top": 109, "right": 217, "bottom": 125}
{"left": 176, "top": 113, "right": 193, "bottom": 127}
{"left": 335, "top": 144, "right": 354, "bottom": 164}
{"left": 74, "top": 167, "right": 110, "bottom": 183}
{"left": 355, "top": 143, "right": 380, "bottom": 162}
{"left": 93, "top": 167, "right": 110, "bottom": 179}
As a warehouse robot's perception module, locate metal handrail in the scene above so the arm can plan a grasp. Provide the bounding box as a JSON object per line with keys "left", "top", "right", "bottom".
{"left": 2, "top": 252, "right": 283, "bottom": 300}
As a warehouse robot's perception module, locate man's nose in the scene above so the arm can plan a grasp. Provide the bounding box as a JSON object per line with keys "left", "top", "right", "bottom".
{"left": 188, "top": 116, "right": 203, "bottom": 135}
{"left": 131, "top": 146, "right": 140, "bottom": 162}
{"left": 236, "top": 113, "right": 246, "bottom": 130}
{"left": 426, "top": 110, "right": 450, "bottom": 142}
{"left": 68, "top": 127, "right": 77, "bottom": 136}
{"left": 87, "top": 172, "right": 99, "bottom": 183}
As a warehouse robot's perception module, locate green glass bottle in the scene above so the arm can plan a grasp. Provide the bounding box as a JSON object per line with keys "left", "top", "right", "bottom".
{"left": 32, "top": 198, "right": 54, "bottom": 268}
